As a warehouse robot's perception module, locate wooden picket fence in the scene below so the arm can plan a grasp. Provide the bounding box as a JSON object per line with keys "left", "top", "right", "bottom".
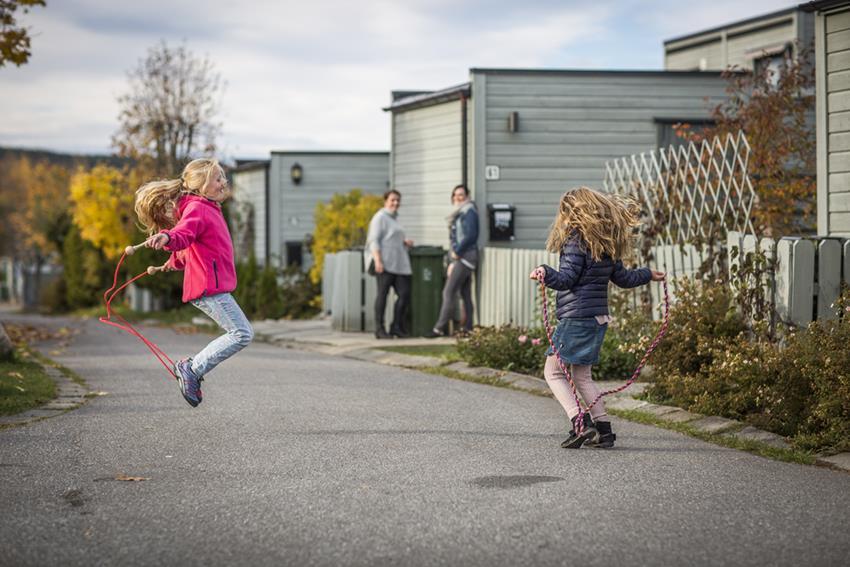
{"left": 476, "top": 233, "right": 850, "bottom": 328}
{"left": 727, "top": 231, "right": 850, "bottom": 325}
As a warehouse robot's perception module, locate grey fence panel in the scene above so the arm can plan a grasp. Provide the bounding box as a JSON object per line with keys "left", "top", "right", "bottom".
{"left": 331, "top": 251, "right": 361, "bottom": 331}
{"left": 775, "top": 238, "right": 815, "bottom": 326}
{"left": 817, "top": 239, "right": 843, "bottom": 320}
{"left": 775, "top": 239, "right": 792, "bottom": 323}
{"left": 478, "top": 247, "right": 558, "bottom": 327}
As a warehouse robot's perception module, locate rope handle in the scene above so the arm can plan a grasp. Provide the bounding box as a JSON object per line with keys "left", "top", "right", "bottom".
{"left": 537, "top": 272, "right": 670, "bottom": 435}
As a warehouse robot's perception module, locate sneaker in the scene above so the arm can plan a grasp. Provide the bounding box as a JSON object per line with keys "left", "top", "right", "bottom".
{"left": 175, "top": 358, "right": 203, "bottom": 407}
{"left": 375, "top": 328, "right": 392, "bottom": 339}
{"left": 424, "top": 328, "right": 444, "bottom": 339}
{"left": 587, "top": 420, "right": 616, "bottom": 449}
{"left": 561, "top": 413, "right": 597, "bottom": 449}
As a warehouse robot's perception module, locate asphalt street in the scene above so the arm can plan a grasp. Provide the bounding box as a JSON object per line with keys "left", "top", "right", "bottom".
{"left": 1, "top": 315, "right": 849, "bottom": 567}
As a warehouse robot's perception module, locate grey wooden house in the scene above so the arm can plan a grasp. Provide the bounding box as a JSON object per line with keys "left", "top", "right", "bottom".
{"left": 803, "top": 0, "right": 850, "bottom": 235}
{"left": 664, "top": 7, "right": 815, "bottom": 72}
{"left": 231, "top": 151, "right": 390, "bottom": 267}
{"left": 385, "top": 68, "right": 729, "bottom": 249}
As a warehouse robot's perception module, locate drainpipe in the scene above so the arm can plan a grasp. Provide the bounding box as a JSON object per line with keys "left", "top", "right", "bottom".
{"left": 461, "top": 93, "right": 468, "bottom": 187}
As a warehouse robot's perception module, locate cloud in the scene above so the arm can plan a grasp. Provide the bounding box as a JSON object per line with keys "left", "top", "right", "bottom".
{"left": 0, "top": 0, "right": 802, "bottom": 159}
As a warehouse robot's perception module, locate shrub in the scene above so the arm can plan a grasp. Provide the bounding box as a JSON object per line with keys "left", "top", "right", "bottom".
{"left": 278, "top": 265, "right": 321, "bottom": 320}
{"left": 234, "top": 253, "right": 260, "bottom": 317}
{"left": 457, "top": 326, "right": 548, "bottom": 376}
{"left": 254, "top": 264, "right": 284, "bottom": 320}
{"left": 635, "top": 277, "right": 747, "bottom": 401}
{"left": 61, "top": 224, "right": 108, "bottom": 311}
{"left": 783, "top": 315, "right": 850, "bottom": 453}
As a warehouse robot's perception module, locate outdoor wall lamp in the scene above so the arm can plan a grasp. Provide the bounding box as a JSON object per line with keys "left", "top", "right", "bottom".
{"left": 508, "top": 111, "right": 519, "bottom": 133}
{"left": 290, "top": 162, "right": 303, "bottom": 185}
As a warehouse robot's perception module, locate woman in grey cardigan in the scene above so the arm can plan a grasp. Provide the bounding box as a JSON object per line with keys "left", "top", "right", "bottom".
{"left": 426, "top": 184, "right": 479, "bottom": 337}
{"left": 366, "top": 189, "right": 413, "bottom": 339}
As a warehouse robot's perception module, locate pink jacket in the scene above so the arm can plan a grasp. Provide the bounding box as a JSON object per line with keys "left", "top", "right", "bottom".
{"left": 161, "top": 194, "right": 237, "bottom": 303}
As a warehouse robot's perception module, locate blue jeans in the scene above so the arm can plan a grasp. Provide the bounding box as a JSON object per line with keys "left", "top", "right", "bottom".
{"left": 189, "top": 293, "right": 253, "bottom": 377}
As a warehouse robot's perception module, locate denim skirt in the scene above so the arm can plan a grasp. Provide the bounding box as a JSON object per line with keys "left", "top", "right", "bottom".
{"left": 545, "top": 317, "right": 608, "bottom": 365}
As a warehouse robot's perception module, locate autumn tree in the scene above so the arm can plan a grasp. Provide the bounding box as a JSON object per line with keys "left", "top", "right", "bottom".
{"left": 0, "top": 0, "right": 45, "bottom": 68}
{"left": 1, "top": 155, "right": 71, "bottom": 297}
{"left": 681, "top": 46, "right": 816, "bottom": 236}
{"left": 68, "top": 164, "right": 138, "bottom": 259}
{"left": 309, "top": 189, "right": 384, "bottom": 284}
{"left": 113, "top": 40, "right": 224, "bottom": 176}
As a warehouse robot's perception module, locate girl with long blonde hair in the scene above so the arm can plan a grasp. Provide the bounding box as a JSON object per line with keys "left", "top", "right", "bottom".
{"left": 530, "top": 187, "right": 664, "bottom": 448}
{"left": 136, "top": 158, "right": 253, "bottom": 407}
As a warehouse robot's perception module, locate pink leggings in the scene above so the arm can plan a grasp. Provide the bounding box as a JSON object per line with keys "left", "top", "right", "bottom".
{"left": 543, "top": 355, "right": 608, "bottom": 422}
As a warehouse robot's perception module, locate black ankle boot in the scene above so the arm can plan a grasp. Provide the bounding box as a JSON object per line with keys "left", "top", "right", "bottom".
{"left": 561, "top": 413, "right": 597, "bottom": 449}
{"left": 588, "top": 420, "right": 616, "bottom": 448}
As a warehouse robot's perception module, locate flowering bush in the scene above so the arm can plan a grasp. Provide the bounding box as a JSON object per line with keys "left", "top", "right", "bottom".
{"left": 456, "top": 325, "right": 548, "bottom": 376}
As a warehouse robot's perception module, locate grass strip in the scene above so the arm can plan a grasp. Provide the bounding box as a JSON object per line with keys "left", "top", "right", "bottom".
{"left": 0, "top": 355, "right": 56, "bottom": 416}
{"left": 378, "top": 344, "right": 460, "bottom": 362}
{"left": 609, "top": 408, "right": 816, "bottom": 466}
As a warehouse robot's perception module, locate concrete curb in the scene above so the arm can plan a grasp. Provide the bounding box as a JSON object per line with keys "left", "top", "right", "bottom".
{"left": 0, "top": 362, "right": 90, "bottom": 428}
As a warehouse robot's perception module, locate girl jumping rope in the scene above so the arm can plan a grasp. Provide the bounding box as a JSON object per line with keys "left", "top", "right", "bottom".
{"left": 134, "top": 158, "right": 253, "bottom": 407}
{"left": 530, "top": 187, "right": 664, "bottom": 449}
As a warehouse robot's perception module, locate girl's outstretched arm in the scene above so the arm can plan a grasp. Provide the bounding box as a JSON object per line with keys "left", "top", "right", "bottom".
{"left": 161, "top": 202, "right": 205, "bottom": 251}
{"left": 610, "top": 260, "right": 653, "bottom": 288}
{"left": 538, "top": 241, "right": 586, "bottom": 291}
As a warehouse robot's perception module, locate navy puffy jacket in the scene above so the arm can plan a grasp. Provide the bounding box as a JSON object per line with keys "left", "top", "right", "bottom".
{"left": 542, "top": 237, "right": 651, "bottom": 319}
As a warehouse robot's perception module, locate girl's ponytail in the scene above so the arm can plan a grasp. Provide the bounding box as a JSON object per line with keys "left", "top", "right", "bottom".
{"left": 135, "top": 178, "right": 184, "bottom": 234}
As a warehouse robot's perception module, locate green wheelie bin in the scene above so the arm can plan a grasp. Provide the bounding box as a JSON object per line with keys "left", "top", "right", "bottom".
{"left": 408, "top": 246, "right": 445, "bottom": 337}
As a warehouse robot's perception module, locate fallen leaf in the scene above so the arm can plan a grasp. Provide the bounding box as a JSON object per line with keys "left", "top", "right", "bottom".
{"left": 7, "top": 372, "right": 23, "bottom": 380}
{"left": 114, "top": 474, "right": 150, "bottom": 482}
{"left": 14, "top": 386, "right": 26, "bottom": 392}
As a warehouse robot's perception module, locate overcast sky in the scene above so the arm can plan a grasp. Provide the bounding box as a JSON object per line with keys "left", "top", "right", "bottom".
{"left": 0, "top": 0, "right": 799, "bottom": 160}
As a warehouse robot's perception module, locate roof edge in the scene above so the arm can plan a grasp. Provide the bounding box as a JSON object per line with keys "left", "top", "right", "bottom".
{"left": 383, "top": 82, "right": 471, "bottom": 112}
{"left": 663, "top": 7, "right": 800, "bottom": 46}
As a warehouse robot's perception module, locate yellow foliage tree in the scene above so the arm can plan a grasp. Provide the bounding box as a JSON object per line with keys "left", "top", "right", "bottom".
{"left": 69, "top": 164, "right": 141, "bottom": 259}
{"left": 309, "top": 189, "right": 384, "bottom": 284}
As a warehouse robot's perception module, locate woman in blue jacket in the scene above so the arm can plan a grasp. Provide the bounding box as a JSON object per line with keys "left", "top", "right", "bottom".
{"left": 427, "top": 185, "right": 479, "bottom": 337}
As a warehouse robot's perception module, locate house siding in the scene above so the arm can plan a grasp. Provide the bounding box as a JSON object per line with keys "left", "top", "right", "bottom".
{"left": 665, "top": 10, "right": 812, "bottom": 71}
{"left": 391, "top": 101, "right": 465, "bottom": 246}
{"left": 270, "top": 152, "right": 389, "bottom": 264}
{"left": 824, "top": 7, "right": 850, "bottom": 235}
{"left": 476, "top": 71, "right": 728, "bottom": 248}
{"left": 231, "top": 165, "right": 268, "bottom": 263}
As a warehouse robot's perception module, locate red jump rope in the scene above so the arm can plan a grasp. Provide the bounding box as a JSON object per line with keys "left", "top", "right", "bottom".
{"left": 98, "top": 243, "right": 178, "bottom": 380}
{"left": 538, "top": 275, "right": 671, "bottom": 434}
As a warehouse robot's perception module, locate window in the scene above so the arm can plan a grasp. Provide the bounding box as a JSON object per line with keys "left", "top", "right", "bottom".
{"left": 754, "top": 45, "right": 792, "bottom": 87}
{"left": 285, "top": 241, "right": 303, "bottom": 268}
{"left": 655, "top": 118, "right": 715, "bottom": 150}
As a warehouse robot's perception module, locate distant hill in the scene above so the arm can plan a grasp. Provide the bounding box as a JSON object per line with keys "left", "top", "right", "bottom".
{"left": 0, "top": 147, "right": 129, "bottom": 169}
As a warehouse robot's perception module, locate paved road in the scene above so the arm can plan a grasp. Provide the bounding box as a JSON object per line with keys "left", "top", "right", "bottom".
{"left": 1, "top": 315, "right": 849, "bottom": 567}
